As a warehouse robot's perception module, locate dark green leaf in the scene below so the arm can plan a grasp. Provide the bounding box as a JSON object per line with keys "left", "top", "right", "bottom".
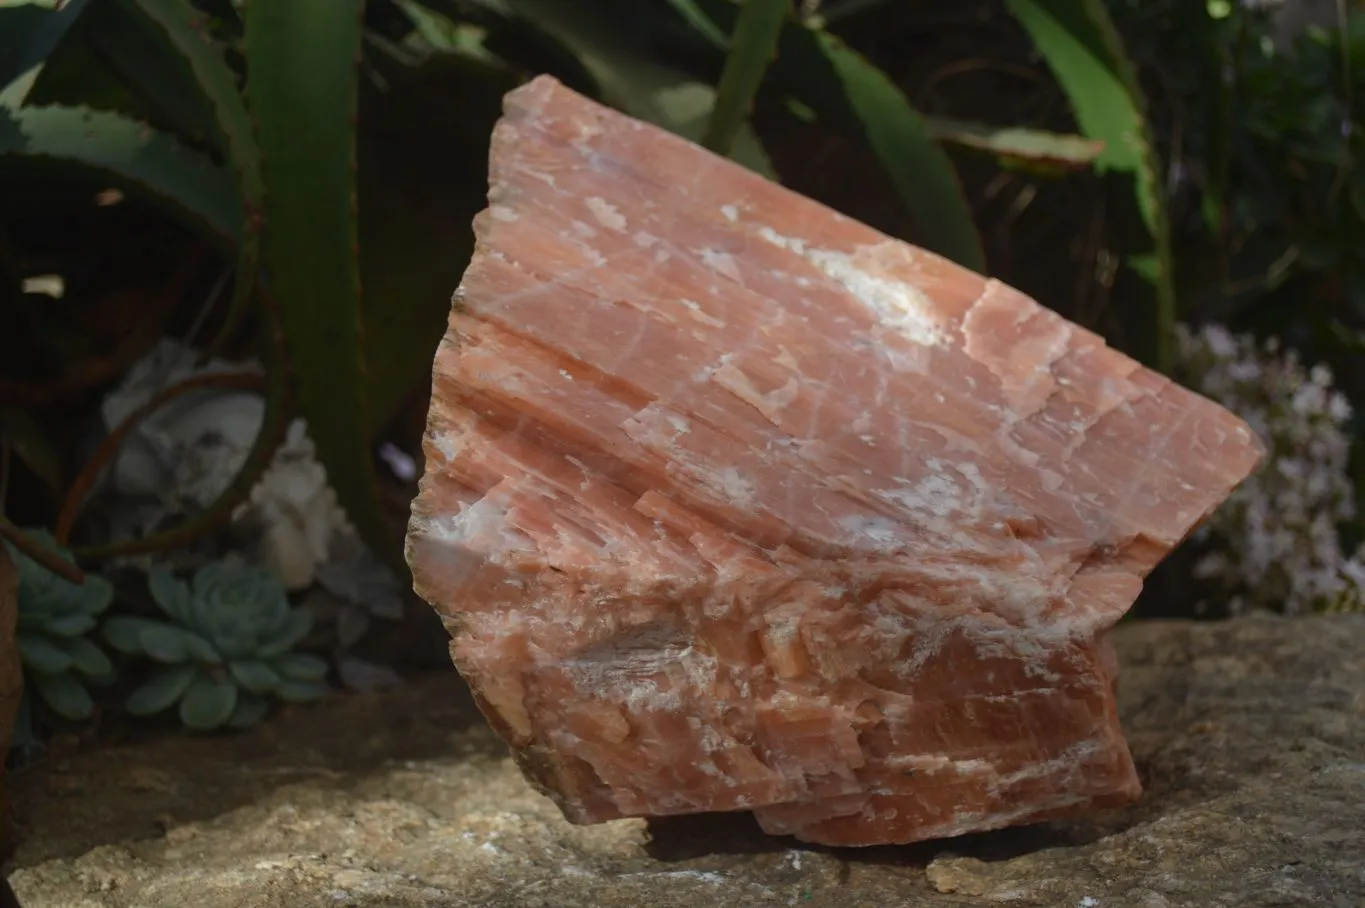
{"left": 148, "top": 567, "right": 194, "bottom": 624}
{"left": 119, "top": 0, "right": 262, "bottom": 353}
{"left": 697, "top": 0, "right": 984, "bottom": 270}
{"left": 275, "top": 678, "right": 329, "bottom": 703}
{"left": 18, "top": 633, "right": 72, "bottom": 674}
{"left": 1005, "top": 0, "right": 1174, "bottom": 369}
{"left": 126, "top": 664, "right": 197, "bottom": 715}
{"left": 43, "top": 612, "right": 97, "bottom": 637}
{"left": 0, "top": 0, "right": 95, "bottom": 97}
{"left": 0, "top": 407, "right": 64, "bottom": 504}
{"left": 245, "top": 0, "right": 395, "bottom": 569}
{"left": 227, "top": 691, "right": 270, "bottom": 728}
{"left": 661, "top": 0, "right": 729, "bottom": 50}
{"left": 31, "top": 670, "right": 93, "bottom": 720}
{"left": 138, "top": 623, "right": 191, "bottom": 662}
{"left": 0, "top": 103, "right": 240, "bottom": 246}
{"left": 62, "top": 635, "right": 114, "bottom": 678}
{"left": 228, "top": 658, "right": 280, "bottom": 692}
{"left": 272, "top": 651, "right": 328, "bottom": 681}
{"left": 701, "top": 0, "right": 787, "bottom": 157}
{"left": 178, "top": 673, "right": 237, "bottom": 730}
{"left": 24, "top": 0, "right": 219, "bottom": 143}
{"left": 256, "top": 608, "right": 311, "bottom": 659}
{"left": 355, "top": 51, "right": 518, "bottom": 431}
{"left": 103, "top": 615, "right": 169, "bottom": 654}
{"left": 182, "top": 631, "right": 222, "bottom": 664}
{"left": 497, "top": 0, "right": 776, "bottom": 178}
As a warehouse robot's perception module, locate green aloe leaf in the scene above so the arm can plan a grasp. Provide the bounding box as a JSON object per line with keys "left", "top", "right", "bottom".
{"left": 701, "top": 0, "right": 787, "bottom": 157}
{"left": 272, "top": 651, "right": 328, "bottom": 682}
{"left": 662, "top": 0, "right": 729, "bottom": 49}
{"left": 0, "top": 407, "right": 65, "bottom": 505}
{"left": 354, "top": 51, "right": 519, "bottom": 432}
{"left": 0, "top": 0, "right": 94, "bottom": 95}
{"left": 178, "top": 673, "right": 237, "bottom": 730}
{"left": 244, "top": 0, "right": 395, "bottom": 568}
{"left": 227, "top": 692, "right": 270, "bottom": 728}
{"left": 62, "top": 635, "right": 114, "bottom": 679}
{"left": 126, "top": 664, "right": 197, "bottom": 716}
{"left": 31, "top": 671, "right": 93, "bottom": 720}
{"left": 1004, "top": 0, "right": 1174, "bottom": 370}
{"left": 274, "top": 678, "right": 328, "bottom": 703}
{"left": 0, "top": 103, "right": 239, "bottom": 245}
{"left": 492, "top": 0, "right": 776, "bottom": 178}
{"left": 138, "top": 623, "right": 192, "bottom": 662}
{"left": 17, "top": 634, "right": 72, "bottom": 674}
{"left": 119, "top": 0, "right": 263, "bottom": 353}
{"left": 228, "top": 658, "right": 280, "bottom": 692}
{"left": 693, "top": 0, "right": 984, "bottom": 271}
{"left": 21, "top": 0, "right": 217, "bottom": 142}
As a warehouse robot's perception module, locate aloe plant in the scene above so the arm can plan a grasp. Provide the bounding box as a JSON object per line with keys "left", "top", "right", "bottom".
{"left": 104, "top": 561, "right": 329, "bottom": 730}
{"left": 1005, "top": 0, "right": 1176, "bottom": 370}
{"left": 3, "top": 531, "right": 115, "bottom": 724}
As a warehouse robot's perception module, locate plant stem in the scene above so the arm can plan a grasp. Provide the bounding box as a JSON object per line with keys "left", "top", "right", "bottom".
{"left": 701, "top": 0, "right": 789, "bottom": 157}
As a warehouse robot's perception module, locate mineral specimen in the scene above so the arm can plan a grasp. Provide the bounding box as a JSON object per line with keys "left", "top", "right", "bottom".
{"left": 406, "top": 75, "right": 1264, "bottom": 847}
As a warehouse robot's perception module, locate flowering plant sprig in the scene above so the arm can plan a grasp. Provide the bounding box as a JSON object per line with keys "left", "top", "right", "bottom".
{"left": 1177, "top": 323, "right": 1364, "bottom": 614}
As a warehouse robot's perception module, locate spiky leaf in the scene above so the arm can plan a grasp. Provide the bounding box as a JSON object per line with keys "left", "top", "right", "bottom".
{"left": 1004, "top": 0, "right": 1174, "bottom": 369}
{"left": 354, "top": 51, "right": 518, "bottom": 432}
{"left": 119, "top": 0, "right": 263, "bottom": 352}
{"left": 693, "top": 0, "right": 984, "bottom": 271}
{"left": 244, "top": 0, "right": 395, "bottom": 569}
{"left": 126, "top": 664, "right": 196, "bottom": 715}
{"left": 0, "top": 103, "right": 239, "bottom": 245}
{"left": 493, "top": 0, "right": 776, "bottom": 178}
{"left": 0, "top": 0, "right": 94, "bottom": 95}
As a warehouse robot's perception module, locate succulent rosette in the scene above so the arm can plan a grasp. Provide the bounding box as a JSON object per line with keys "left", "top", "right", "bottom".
{"left": 104, "top": 560, "right": 329, "bottom": 730}
{"left": 5, "top": 531, "right": 115, "bottom": 728}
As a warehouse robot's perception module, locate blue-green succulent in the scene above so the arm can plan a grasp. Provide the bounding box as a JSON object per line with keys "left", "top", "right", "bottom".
{"left": 104, "top": 560, "right": 329, "bottom": 731}
{"left": 4, "top": 531, "right": 116, "bottom": 727}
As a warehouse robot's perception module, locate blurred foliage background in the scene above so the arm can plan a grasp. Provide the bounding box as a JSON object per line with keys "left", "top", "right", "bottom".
{"left": 1, "top": 0, "right": 1364, "bottom": 761}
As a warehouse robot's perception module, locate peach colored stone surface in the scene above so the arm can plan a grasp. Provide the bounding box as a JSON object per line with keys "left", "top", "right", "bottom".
{"left": 406, "top": 76, "right": 1265, "bottom": 847}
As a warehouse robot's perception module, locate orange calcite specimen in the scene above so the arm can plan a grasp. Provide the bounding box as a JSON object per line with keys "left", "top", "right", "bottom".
{"left": 406, "top": 76, "right": 1264, "bottom": 846}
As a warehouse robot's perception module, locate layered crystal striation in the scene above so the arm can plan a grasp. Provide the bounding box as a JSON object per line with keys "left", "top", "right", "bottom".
{"left": 406, "top": 76, "right": 1265, "bottom": 846}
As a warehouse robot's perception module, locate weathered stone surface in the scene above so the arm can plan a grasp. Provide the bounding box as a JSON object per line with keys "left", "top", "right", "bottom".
{"left": 405, "top": 75, "right": 1265, "bottom": 846}
{"left": 7, "top": 615, "right": 1365, "bottom": 908}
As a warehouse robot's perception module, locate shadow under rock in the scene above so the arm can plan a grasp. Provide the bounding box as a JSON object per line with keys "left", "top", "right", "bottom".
{"left": 9, "top": 670, "right": 498, "bottom": 868}
{"left": 646, "top": 804, "right": 1145, "bottom": 869}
